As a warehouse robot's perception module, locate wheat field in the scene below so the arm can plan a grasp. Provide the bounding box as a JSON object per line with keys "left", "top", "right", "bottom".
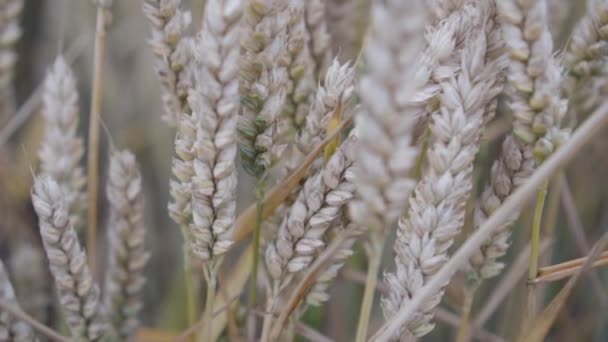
{"left": 1, "top": 0, "right": 608, "bottom": 341}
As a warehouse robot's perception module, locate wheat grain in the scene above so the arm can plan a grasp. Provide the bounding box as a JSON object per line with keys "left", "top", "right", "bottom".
{"left": 0, "top": 0, "right": 23, "bottom": 123}
{"left": 0, "top": 261, "right": 36, "bottom": 341}
{"left": 185, "top": 0, "right": 243, "bottom": 263}
{"left": 32, "top": 176, "right": 106, "bottom": 340}
{"left": 265, "top": 134, "right": 356, "bottom": 282}
{"left": 38, "top": 56, "right": 87, "bottom": 230}
{"left": 382, "top": 6, "right": 507, "bottom": 337}
{"left": 143, "top": 0, "right": 193, "bottom": 126}
{"left": 103, "top": 150, "right": 149, "bottom": 340}
{"left": 238, "top": 0, "right": 290, "bottom": 177}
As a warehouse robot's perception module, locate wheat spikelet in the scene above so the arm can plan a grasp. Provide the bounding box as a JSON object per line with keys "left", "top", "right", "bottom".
{"left": 0, "top": 0, "right": 22, "bottom": 122}
{"left": 238, "top": 0, "right": 290, "bottom": 177}
{"left": 304, "top": 0, "right": 332, "bottom": 80}
{"left": 183, "top": 0, "right": 243, "bottom": 263}
{"left": 382, "top": 8, "right": 507, "bottom": 338}
{"left": 0, "top": 260, "right": 36, "bottom": 341}
{"left": 103, "top": 150, "right": 149, "bottom": 340}
{"left": 265, "top": 134, "right": 356, "bottom": 282}
{"left": 38, "top": 56, "right": 86, "bottom": 230}
{"left": 143, "top": 0, "right": 193, "bottom": 126}
{"left": 469, "top": 0, "right": 570, "bottom": 280}
{"left": 32, "top": 176, "right": 106, "bottom": 340}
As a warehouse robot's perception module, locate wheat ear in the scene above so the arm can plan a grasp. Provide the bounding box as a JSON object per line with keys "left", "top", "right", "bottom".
{"left": 469, "top": 0, "right": 570, "bottom": 279}
{"left": 304, "top": 0, "right": 332, "bottom": 80}
{"left": 382, "top": 8, "right": 507, "bottom": 338}
{"left": 265, "top": 134, "right": 357, "bottom": 282}
{"left": 103, "top": 150, "right": 149, "bottom": 340}
{"left": 142, "top": 0, "right": 193, "bottom": 126}
{"left": 0, "top": 0, "right": 23, "bottom": 122}
{"left": 32, "top": 176, "right": 106, "bottom": 340}
{"left": 183, "top": 0, "right": 243, "bottom": 263}
{"left": 38, "top": 56, "right": 87, "bottom": 230}
{"left": 0, "top": 261, "right": 36, "bottom": 341}
{"left": 238, "top": 0, "right": 290, "bottom": 177}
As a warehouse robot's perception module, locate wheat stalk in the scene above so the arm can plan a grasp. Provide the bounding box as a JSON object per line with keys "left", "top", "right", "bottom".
{"left": 32, "top": 176, "right": 106, "bottom": 340}
{"left": 38, "top": 56, "right": 87, "bottom": 230}
{"left": 382, "top": 5, "right": 507, "bottom": 338}
{"left": 142, "top": 0, "right": 193, "bottom": 126}
{"left": 103, "top": 150, "right": 149, "bottom": 340}
{"left": 238, "top": 0, "right": 290, "bottom": 177}
{"left": 469, "top": 0, "right": 570, "bottom": 280}
{"left": 0, "top": 261, "right": 36, "bottom": 341}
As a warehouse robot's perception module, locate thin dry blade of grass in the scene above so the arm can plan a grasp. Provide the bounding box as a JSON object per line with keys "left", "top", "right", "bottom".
{"left": 517, "top": 232, "right": 608, "bottom": 342}
{"left": 533, "top": 251, "right": 608, "bottom": 284}
{"left": 232, "top": 116, "right": 352, "bottom": 243}
{"left": 369, "top": 102, "right": 608, "bottom": 341}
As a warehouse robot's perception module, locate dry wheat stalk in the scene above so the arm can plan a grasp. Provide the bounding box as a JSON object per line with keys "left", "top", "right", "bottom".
{"left": 186, "top": 0, "right": 243, "bottom": 263}
{"left": 238, "top": 0, "right": 290, "bottom": 177}
{"left": 304, "top": 0, "right": 332, "bottom": 81}
{"left": 382, "top": 8, "right": 507, "bottom": 338}
{"left": 103, "top": 150, "right": 149, "bottom": 340}
{"left": 39, "top": 56, "right": 87, "bottom": 230}
{"left": 469, "top": 0, "right": 570, "bottom": 280}
{"left": 280, "top": 0, "right": 316, "bottom": 136}
{"left": 32, "top": 176, "right": 106, "bottom": 340}
{"left": 143, "top": 0, "right": 193, "bottom": 126}
{"left": 0, "top": 0, "right": 22, "bottom": 123}
{"left": 0, "top": 261, "right": 36, "bottom": 341}
{"left": 265, "top": 134, "right": 356, "bottom": 283}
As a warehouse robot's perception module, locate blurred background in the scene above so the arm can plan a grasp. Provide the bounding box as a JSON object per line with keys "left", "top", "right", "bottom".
{"left": 1, "top": 0, "right": 607, "bottom": 341}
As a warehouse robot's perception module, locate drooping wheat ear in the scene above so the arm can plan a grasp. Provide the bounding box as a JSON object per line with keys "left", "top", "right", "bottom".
{"left": 348, "top": 0, "right": 429, "bottom": 232}
{"left": 304, "top": 0, "right": 332, "bottom": 80}
{"left": 469, "top": 0, "right": 570, "bottom": 280}
{"left": 238, "top": 0, "right": 290, "bottom": 178}
{"left": 103, "top": 150, "right": 149, "bottom": 340}
{"left": 0, "top": 261, "right": 36, "bottom": 341}
{"left": 265, "top": 134, "right": 356, "bottom": 283}
{"left": 38, "top": 56, "right": 87, "bottom": 230}
{"left": 382, "top": 13, "right": 508, "bottom": 339}
{"left": 564, "top": 0, "right": 608, "bottom": 81}
{"left": 32, "top": 176, "right": 106, "bottom": 340}
{"left": 142, "top": 0, "right": 193, "bottom": 126}
{"left": 0, "top": 0, "right": 22, "bottom": 123}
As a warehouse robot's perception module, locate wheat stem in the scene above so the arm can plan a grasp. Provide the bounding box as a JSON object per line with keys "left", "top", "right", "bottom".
{"left": 456, "top": 287, "right": 476, "bottom": 342}
{"left": 355, "top": 232, "right": 385, "bottom": 342}
{"left": 248, "top": 183, "right": 265, "bottom": 339}
{"left": 202, "top": 265, "right": 217, "bottom": 342}
{"left": 87, "top": 3, "right": 110, "bottom": 278}
{"left": 0, "top": 297, "right": 68, "bottom": 342}
{"left": 181, "top": 238, "right": 196, "bottom": 338}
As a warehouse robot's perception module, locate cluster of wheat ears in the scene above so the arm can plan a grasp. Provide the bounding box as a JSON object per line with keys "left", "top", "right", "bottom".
{"left": 1, "top": 0, "right": 608, "bottom": 341}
